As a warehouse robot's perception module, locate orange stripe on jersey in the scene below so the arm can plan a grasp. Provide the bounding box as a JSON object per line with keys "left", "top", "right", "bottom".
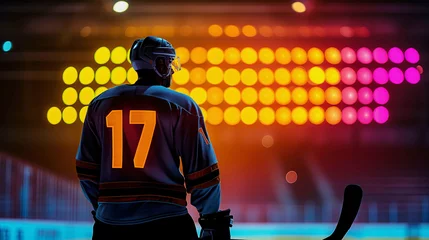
{"left": 185, "top": 163, "right": 220, "bottom": 193}
{"left": 199, "top": 127, "right": 210, "bottom": 145}
{"left": 186, "top": 163, "right": 218, "bottom": 180}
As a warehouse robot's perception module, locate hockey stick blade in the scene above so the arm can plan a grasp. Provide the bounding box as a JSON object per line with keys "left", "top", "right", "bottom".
{"left": 323, "top": 184, "right": 363, "bottom": 240}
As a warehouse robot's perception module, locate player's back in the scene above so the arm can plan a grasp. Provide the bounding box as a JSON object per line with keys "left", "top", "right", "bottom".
{"left": 85, "top": 83, "right": 200, "bottom": 224}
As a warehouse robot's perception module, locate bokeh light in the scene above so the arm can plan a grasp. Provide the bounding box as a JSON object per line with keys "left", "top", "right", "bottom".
{"left": 224, "top": 47, "right": 241, "bottom": 65}
{"left": 259, "top": 48, "right": 275, "bottom": 65}
{"left": 342, "top": 87, "right": 358, "bottom": 105}
{"left": 405, "top": 48, "right": 420, "bottom": 64}
{"left": 95, "top": 66, "right": 111, "bottom": 85}
{"left": 259, "top": 68, "right": 274, "bottom": 85}
{"left": 94, "top": 47, "right": 110, "bottom": 65}
{"left": 357, "top": 67, "right": 373, "bottom": 85}
{"left": 241, "top": 107, "right": 258, "bottom": 125}
{"left": 224, "top": 25, "right": 240, "bottom": 37}
{"left": 373, "top": 67, "right": 389, "bottom": 85}
{"left": 190, "top": 87, "right": 207, "bottom": 105}
{"left": 373, "top": 106, "right": 389, "bottom": 124}
{"left": 357, "top": 47, "right": 373, "bottom": 64}
{"left": 127, "top": 68, "right": 138, "bottom": 84}
{"left": 291, "top": 67, "right": 308, "bottom": 86}
{"left": 388, "top": 47, "right": 404, "bottom": 64}
{"left": 242, "top": 25, "right": 257, "bottom": 37}
{"left": 47, "top": 107, "right": 62, "bottom": 125}
{"left": 292, "top": 1, "right": 306, "bottom": 13}
{"left": 2, "top": 41, "right": 12, "bottom": 52}
{"left": 373, "top": 48, "right": 388, "bottom": 64}
{"left": 309, "top": 106, "right": 325, "bottom": 125}
{"left": 79, "top": 106, "right": 88, "bottom": 123}
{"left": 358, "top": 87, "right": 373, "bottom": 105}
{"left": 308, "top": 48, "right": 324, "bottom": 65}
{"left": 259, "top": 107, "right": 275, "bottom": 125}
{"left": 259, "top": 87, "right": 275, "bottom": 105}
{"left": 79, "top": 87, "right": 95, "bottom": 105}
{"left": 224, "top": 87, "right": 241, "bottom": 105}
{"left": 175, "top": 87, "right": 189, "bottom": 96}
{"left": 207, "top": 107, "right": 223, "bottom": 125}
{"left": 111, "top": 46, "right": 127, "bottom": 64}
{"left": 224, "top": 68, "right": 240, "bottom": 86}
{"left": 275, "top": 87, "right": 291, "bottom": 105}
{"left": 342, "top": 107, "right": 357, "bottom": 125}
{"left": 325, "top": 87, "right": 342, "bottom": 105}
{"left": 224, "top": 107, "right": 241, "bottom": 125}
{"left": 325, "top": 47, "right": 341, "bottom": 64}
{"left": 405, "top": 67, "right": 421, "bottom": 84}
{"left": 373, "top": 87, "right": 389, "bottom": 105}
{"left": 358, "top": 106, "right": 373, "bottom": 124}
{"left": 325, "top": 106, "right": 341, "bottom": 125}
{"left": 291, "top": 47, "right": 307, "bottom": 65}
{"left": 291, "top": 107, "right": 308, "bottom": 125}
{"left": 262, "top": 135, "right": 274, "bottom": 148}
{"left": 62, "top": 106, "right": 78, "bottom": 124}
{"left": 276, "top": 107, "right": 291, "bottom": 125}
{"left": 275, "top": 68, "right": 291, "bottom": 85}
{"left": 275, "top": 48, "right": 292, "bottom": 65}
{"left": 207, "top": 67, "right": 223, "bottom": 85}
{"left": 113, "top": 1, "right": 129, "bottom": 13}
{"left": 111, "top": 67, "right": 127, "bottom": 85}
{"left": 308, "top": 67, "right": 325, "bottom": 84}
{"left": 389, "top": 67, "right": 404, "bottom": 84}
{"left": 241, "top": 68, "right": 258, "bottom": 86}
{"left": 190, "top": 47, "right": 207, "bottom": 64}
{"left": 325, "top": 67, "right": 341, "bottom": 85}
{"left": 341, "top": 47, "right": 356, "bottom": 64}
{"left": 79, "top": 67, "right": 95, "bottom": 85}
{"left": 190, "top": 68, "right": 206, "bottom": 85}
{"left": 286, "top": 171, "right": 298, "bottom": 184}
{"left": 309, "top": 87, "right": 325, "bottom": 105}
{"left": 292, "top": 87, "right": 308, "bottom": 105}
{"left": 175, "top": 47, "right": 189, "bottom": 64}
{"left": 207, "top": 47, "right": 224, "bottom": 65}
{"left": 259, "top": 26, "right": 273, "bottom": 37}
{"left": 63, "top": 67, "right": 78, "bottom": 85}
{"left": 241, "top": 87, "right": 258, "bottom": 105}
{"left": 241, "top": 47, "right": 258, "bottom": 65}
{"left": 62, "top": 87, "right": 78, "bottom": 105}
{"left": 208, "top": 24, "right": 223, "bottom": 37}
{"left": 341, "top": 67, "right": 356, "bottom": 85}
{"left": 173, "top": 67, "right": 190, "bottom": 85}
{"left": 95, "top": 86, "right": 108, "bottom": 97}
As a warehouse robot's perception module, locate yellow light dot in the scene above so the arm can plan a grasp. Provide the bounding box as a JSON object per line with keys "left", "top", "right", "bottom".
{"left": 259, "top": 26, "right": 273, "bottom": 37}
{"left": 309, "top": 87, "right": 325, "bottom": 105}
{"left": 207, "top": 107, "right": 223, "bottom": 125}
{"left": 241, "top": 68, "right": 258, "bottom": 86}
{"left": 241, "top": 87, "right": 258, "bottom": 105}
{"left": 175, "top": 47, "right": 189, "bottom": 65}
{"left": 309, "top": 106, "right": 325, "bottom": 125}
{"left": 79, "top": 106, "right": 88, "bottom": 123}
{"left": 224, "top": 107, "right": 241, "bottom": 125}
{"left": 291, "top": 47, "right": 307, "bottom": 65}
{"left": 190, "top": 68, "right": 206, "bottom": 85}
{"left": 258, "top": 68, "right": 274, "bottom": 86}
{"left": 47, "top": 107, "right": 62, "bottom": 125}
{"left": 207, "top": 47, "right": 224, "bottom": 65}
{"left": 190, "top": 47, "right": 207, "bottom": 64}
{"left": 63, "top": 67, "right": 78, "bottom": 85}
{"left": 275, "top": 87, "right": 291, "bottom": 105}
{"left": 292, "top": 1, "right": 306, "bottom": 13}
{"left": 200, "top": 107, "right": 207, "bottom": 121}
{"left": 190, "top": 87, "right": 207, "bottom": 105}
{"left": 276, "top": 107, "right": 291, "bottom": 125}
{"left": 79, "top": 87, "right": 95, "bottom": 105}
{"left": 275, "top": 68, "right": 291, "bottom": 85}
{"left": 224, "top": 87, "right": 241, "bottom": 105}
{"left": 309, "top": 66, "right": 325, "bottom": 84}
{"left": 224, "top": 68, "right": 241, "bottom": 86}
{"left": 308, "top": 48, "right": 324, "bottom": 65}
{"left": 127, "top": 48, "right": 131, "bottom": 64}
{"left": 207, "top": 87, "right": 224, "bottom": 105}
{"left": 224, "top": 47, "right": 241, "bottom": 65}
{"left": 259, "top": 87, "right": 275, "bottom": 105}
{"left": 173, "top": 67, "right": 190, "bottom": 85}
{"left": 95, "top": 66, "right": 110, "bottom": 85}
{"left": 242, "top": 25, "right": 257, "bottom": 37}
{"left": 94, "top": 47, "right": 110, "bottom": 65}
{"left": 292, "top": 87, "right": 308, "bottom": 105}
{"left": 259, "top": 48, "right": 275, "bottom": 65}
{"left": 95, "top": 86, "right": 108, "bottom": 97}
{"left": 325, "top": 67, "right": 341, "bottom": 85}
{"left": 111, "top": 46, "right": 127, "bottom": 64}
{"left": 275, "top": 48, "right": 291, "bottom": 65}
{"left": 79, "top": 67, "right": 94, "bottom": 85}
{"left": 127, "top": 68, "right": 138, "bottom": 84}
{"left": 62, "top": 87, "right": 78, "bottom": 105}
{"left": 241, "top": 47, "right": 258, "bottom": 65}
{"left": 225, "top": 25, "right": 240, "bottom": 37}
{"left": 291, "top": 67, "right": 308, "bottom": 86}
{"left": 291, "top": 107, "right": 308, "bottom": 125}
{"left": 111, "top": 67, "right": 127, "bottom": 85}
{"left": 325, "top": 47, "right": 341, "bottom": 65}
{"left": 62, "top": 106, "right": 78, "bottom": 124}
{"left": 326, "top": 106, "right": 342, "bottom": 125}
{"left": 325, "top": 87, "right": 342, "bottom": 105}
{"left": 208, "top": 24, "right": 223, "bottom": 37}
{"left": 206, "top": 67, "right": 223, "bottom": 85}
{"left": 241, "top": 107, "right": 258, "bottom": 125}
{"left": 259, "top": 107, "right": 275, "bottom": 125}
{"left": 175, "top": 87, "right": 189, "bottom": 96}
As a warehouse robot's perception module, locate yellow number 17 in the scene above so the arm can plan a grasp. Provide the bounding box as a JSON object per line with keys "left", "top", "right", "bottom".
{"left": 106, "top": 110, "right": 156, "bottom": 169}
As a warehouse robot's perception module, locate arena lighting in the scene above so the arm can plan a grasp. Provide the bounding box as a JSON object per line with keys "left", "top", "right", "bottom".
{"left": 291, "top": 1, "right": 306, "bottom": 13}
{"left": 113, "top": 1, "right": 129, "bottom": 13}
{"left": 2, "top": 41, "right": 12, "bottom": 52}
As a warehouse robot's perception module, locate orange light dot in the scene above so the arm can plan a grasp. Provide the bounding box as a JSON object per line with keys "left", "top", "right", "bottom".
{"left": 207, "top": 87, "right": 224, "bottom": 105}
{"left": 259, "top": 48, "right": 275, "bottom": 65}
{"left": 262, "top": 135, "right": 274, "bottom": 148}
{"left": 172, "top": 67, "right": 189, "bottom": 85}
{"left": 309, "top": 87, "right": 325, "bottom": 105}
{"left": 224, "top": 87, "right": 241, "bottom": 105}
{"left": 275, "top": 68, "right": 291, "bottom": 85}
{"left": 241, "top": 47, "right": 258, "bottom": 65}
{"left": 208, "top": 24, "right": 223, "bottom": 37}
{"left": 259, "top": 26, "right": 273, "bottom": 37}
{"left": 325, "top": 87, "right": 342, "bottom": 105}
{"left": 258, "top": 68, "right": 274, "bottom": 85}
{"left": 291, "top": 47, "right": 307, "bottom": 65}
{"left": 291, "top": 67, "right": 308, "bottom": 86}
{"left": 291, "top": 107, "right": 308, "bottom": 125}
{"left": 241, "top": 87, "right": 258, "bottom": 105}
{"left": 325, "top": 106, "right": 342, "bottom": 125}
{"left": 206, "top": 67, "right": 223, "bottom": 85}
{"left": 224, "top": 68, "right": 241, "bottom": 86}
{"left": 275, "top": 48, "right": 291, "bottom": 65}
{"left": 286, "top": 171, "right": 298, "bottom": 184}
{"left": 190, "top": 67, "right": 206, "bottom": 85}
{"left": 308, "top": 47, "right": 324, "bottom": 65}
{"left": 275, "top": 87, "right": 291, "bottom": 105}
{"left": 325, "top": 67, "right": 341, "bottom": 85}
{"left": 309, "top": 106, "right": 325, "bottom": 125}
{"left": 175, "top": 47, "right": 190, "bottom": 65}
{"left": 207, "top": 107, "right": 223, "bottom": 125}
{"left": 259, "top": 107, "right": 275, "bottom": 125}
{"left": 276, "top": 107, "right": 291, "bottom": 125}
{"left": 292, "top": 87, "right": 308, "bottom": 105}
{"left": 308, "top": 66, "right": 325, "bottom": 85}
{"left": 190, "top": 47, "right": 207, "bottom": 64}
{"left": 190, "top": 87, "right": 207, "bottom": 105}
{"left": 241, "top": 68, "right": 258, "bottom": 86}
{"left": 224, "top": 107, "right": 241, "bottom": 125}
{"left": 224, "top": 25, "right": 240, "bottom": 37}
{"left": 242, "top": 25, "right": 257, "bottom": 37}
{"left": 207, "top": 47, "right": 224, "bottom": 65}
{"left": 241, "top": 107, "right": 258, "bottom": 125}
{"left": 224, "top": 47, "right": 241, "bottom": 65}
{"left": 325, "top": 47, "right": 342, "bottom": 64}
{"left": 259, "top": 87, "right": 275, "bottom": 105}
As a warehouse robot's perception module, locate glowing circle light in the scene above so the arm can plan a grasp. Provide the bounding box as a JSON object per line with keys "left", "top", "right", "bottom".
{"left": 94, "top": 47, "right": 110, "bottom": 65}
{"left": 258, "top": 68, "right": 274, "bottom": 85}
{"left": 225, "top": 25, "right": 240, "bottom": 37}
{"left": 388, "top": 47, "right": 404, "bottom": 64}
{"left": 309, "top": 87, "right": 325, "bottom": 105}
{"left": 373, "top": 87, "right": 389, "bottom": 105}
{"left": 207, "top": 87, "right": 224, "bottom": 105}
{"left": 308, "top": 48, "right": 324, "bottom": 65}
{"left": 111, "top": 67, "right": 127, "bottom": 85}
{"left": 190, "top": 47, "right": 207, "bottom": 64}
{"left": 241, "top": 87, "right": 258, "bottom": 105}
{"left": 242, "top": 25, "right": 257, "bottom": 37}
{"left": 373, "top": 47, "right": 388, "bottom": 64}
{"left": 259, "top": 48, "right": 275, "bottom": 64}
{"left": 358, "top": 87, "right": 373, "bottom": 105}
{"left": 224, "top": 87, "right": 241, "bottom": 105}
{"left": 309, "top": 106, "right": 325, "bottom": 125}
{"left": 190, "top": 68, "right": 206, "bottom": 85}
{"left": 79, "top": 67, "right": 95, "bottom": 85}
{"left": 308, "top": 67, "right": 325, "bottom": 84}
{"left": 325, "top": 47, "right": 341, "bottom": 64}
{"left": 241, "top": 68, "right": 258, "bottom": 86}
{"left": 62, "top": 87, "right": 78, "bottom": 105}
{"left": 79, "top": 87, "right": 95, "bottom": 105}
{"left": 190, "top": 87, "right": 207, "bottom": 105}
{"left": 175, "top": 47, "right": 189, "bottom": 64}
{"left": 389, "top": 67, "right": 404, "bottom": 84}
{"left": 405, "top": 48, "right": 420, "bottom": 64}
{"left": 373, "top": 106, "right": 389, "bottom": 124}
{"left": 206, "top": 67, "right": 223, "bottom": 85}
{"left": 173, "top": 67, "right": 189, "bottom": 85}
{"left": 207, "top": 47, "right": 224, "bottom": 65}
{"left": 342, "top": 107, "right": 357, "bottom": 125}
{"left": 325, "top": 87, "right": 342, "bottom": 105}
{"left": 224, "top": 107, "right": 241, "bottom": 125}
{"left": 62, "top": 107, "right": 77, "bottom": 124}
{"left": 63, "top": 67, "right": 78, "bottom": 85}
{"left": 286, "top": 171, "right": 298, "bottom": 184}
{"left": 291, "top": 47, "right": 307, "bottom": 65}
{"left": 111, "top": 46, "right": 127, "bottom": 64}
{"left": 259, "top": 107, "right": 276, "bottom": 125}
{"left": 224, "top": 47, "right": 241, "bottom": 65}
{"left": 342, "top": 87, "right": 358, "bottom": 105}
{"left": 275, "top": 68, "right": 291, "bottom": 85}
{"left": 95, "top": 67, "right": 110, "bottom": 85}
{"left": 358, "top": 106, "right": 373, "bottom": 124}
{"left": 291, "top": 107, "right": 308, "bottom": 125}
{"left": 357, "top": 47, "right": 373, "bottom": 64}
{"left": 259, "top": 87, "right": 275, "bottom": 105}
{"left": 325, "top": 107, "right": 342, "bottom": 125}
{"left": 405, "top": 67, "right": 421, "bottom": 84}
{"left": 47, "top": 107, "right": 62, "bottom": 125}
{"left": 341, "top": 67, "right": 356, "bottom": 85}
{"left": 373, "top": 67, "right": 389, "bottom": 85}
{"left": 224, "top": 68, "right": 240, "bottom": 86}
{"left": 291, "top": 67, "right": 308, "bottom": 86}
{"left": 341, "top": 47, "right": 356, "bottom": 64}
{"left": 276, "top": 107, "right": 291, "bottom": 125}
{"left": 275, "top": 87, "right": 291, "bottom": 105}
{"left": 241, "top": 47, "right": 258, "bottom": 65}
{"left": 275, "top": 48, "right": 292, "bottom": 65}
{"left": 357, "top": 67, "right": 373, "bottom": 85}
{"left": 292, "top": 87, "right": 308, "bottom": 105}
{"left": 207, "top": 107, "right": 223, "bottom": 125}
{"left": 325, "top": 67, "right": 340, "bottom": 85}
{"left": 208, "top": 24, "right": 223, "bottom": 37}
{"left": 241, "top": 107, "right": 258, "bottom": 125}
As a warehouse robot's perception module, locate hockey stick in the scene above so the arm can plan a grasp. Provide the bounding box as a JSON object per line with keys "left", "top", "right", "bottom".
{"left": 323, "top": 184, "right": 363, "bottom": 240}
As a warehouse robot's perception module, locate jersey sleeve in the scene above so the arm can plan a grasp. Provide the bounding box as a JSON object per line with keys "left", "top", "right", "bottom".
{"left": 76, "top": 104, "right": 101, "bottom": 211}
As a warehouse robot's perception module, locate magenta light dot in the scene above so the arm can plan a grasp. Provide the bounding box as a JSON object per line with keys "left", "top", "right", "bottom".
{"left": 405, "top": 48, "right": 420, "bottom": 64}
{"left": 389, "top": 67, "right": 404, "bottom": 84}
{"left": 388, "top": 47, "right": 404, "bottom": 64}
{"left": 357, "top": 67, "right": 373, "bottom": 85}
{"left": 373, "top": 67, "right": 389, "bottom": 85}
{"left": 341, "top": 67, "right": 357, "bottom": 85}
{"left": 341, "top": 47, "right": 356, "bottom": 64}
{"left": 373, "top": 106, "right": 389, "bottom": 124}
{"left": 342, "top": 107, "right": 357, "bottom": 125}
{"left": 357, "top": 47, "right": 373, "bottom": 64}
{"left": 373, "top": 47, "right": 388, "bottom": 64}
{"left": 358, "top": 87, "right": 373, "bottom": 105}
{"left": 405, "top": 67, "right": 421, "bottom": 84}
{"left": 373, "top": 87, "right": 389, "bottom": 105}
{"left": 358, "top": 106, "right": 373, "bottom": 124}
{"left": 342, "top": 87, "right": 358, "bottom": 105}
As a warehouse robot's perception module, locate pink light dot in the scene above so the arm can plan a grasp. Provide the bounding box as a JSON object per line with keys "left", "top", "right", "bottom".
{"left": 357, "top": 47, "right": 373, "bottom": 64}
{"left": 342, "top": 107, "right": 357, "bottom": 125}
{"left": 373, "top": 68, "right": 389, "bottom": 85}
{"left": 405, "top": 48, "right": 420, "bottom": 64}
{"left": 358, "top": 106, "right": 373, "bottom": 124}
{"left": 358, "top": 87, "right": 373, "bottom": 105}
{"left": 373, "top": 87, "right": 389, "bottom": 105}
{"left": 342, "top": 87, "right": 358, "bottom": 105}
{"left": 341, "top": 67, "right": 357, "bottom": 85}
{"left": 357, "top": 67, "right": 373, "bottom": 85}
{"left": 388, "top": 47, "right": 404, "bottom": 64}
{"left": 389, "top": 67, "right": 404, "bottom": 84}
{"left": 341, "top": 47, "right": 356, "bottom": 64}
{"left": 373, "top": 106, "right": 389, "bottom": 124}
{"left": 373, "top": 47, "right": 388, "bottom": 64}
{"left": 405, "top": 67, "right": 421, "bottom": 84}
